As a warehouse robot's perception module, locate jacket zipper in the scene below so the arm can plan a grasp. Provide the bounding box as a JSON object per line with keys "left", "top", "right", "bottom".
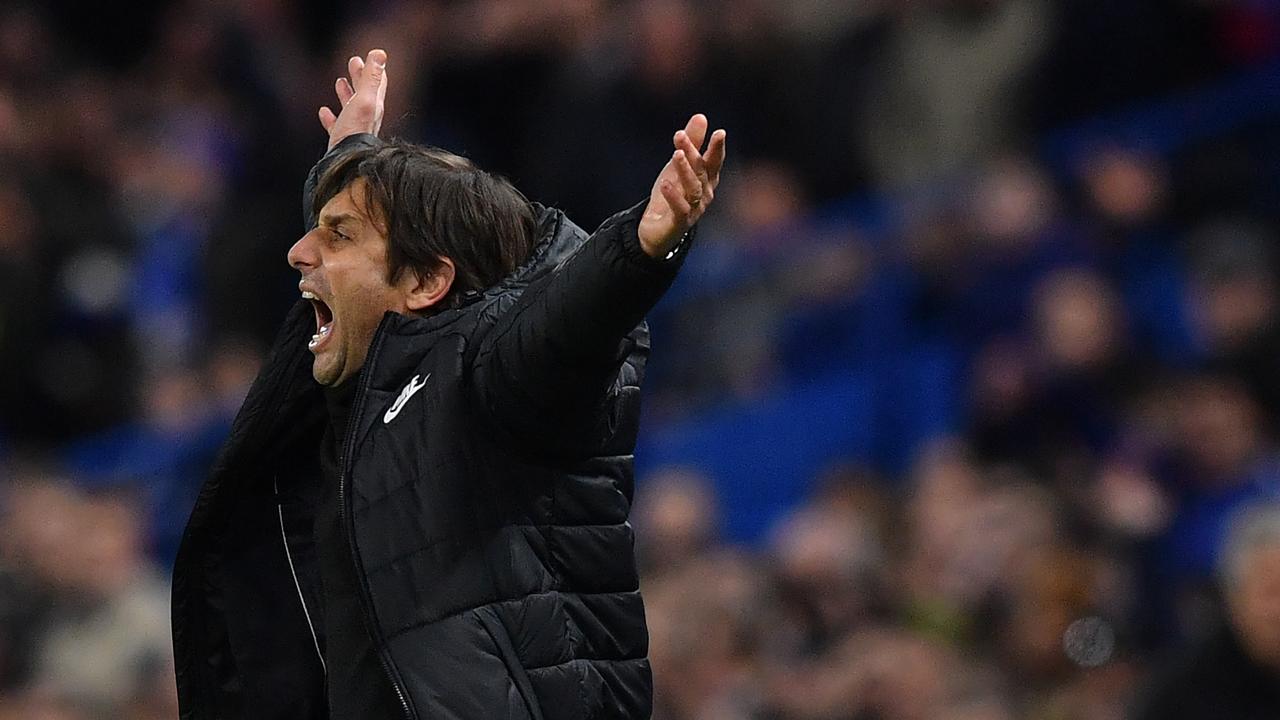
{"left": 338, "top": 315, "right": 415, "bottom": 720}
{"left": 274, "top": 474, "right": 327, "bottom": 674}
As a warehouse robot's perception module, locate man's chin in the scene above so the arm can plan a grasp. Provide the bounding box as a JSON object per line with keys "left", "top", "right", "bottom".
{"left": 311, "top": 354, "right": 343, "bottom": 386}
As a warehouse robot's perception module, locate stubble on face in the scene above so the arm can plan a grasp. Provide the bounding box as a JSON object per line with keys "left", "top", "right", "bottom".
{"left": 296, "top": 180, "right": 408, "bottom": 386}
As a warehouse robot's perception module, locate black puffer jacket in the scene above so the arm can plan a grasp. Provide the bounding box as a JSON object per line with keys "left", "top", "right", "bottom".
{"left": 171, "top": 135, "right": 687, "bottom": 719}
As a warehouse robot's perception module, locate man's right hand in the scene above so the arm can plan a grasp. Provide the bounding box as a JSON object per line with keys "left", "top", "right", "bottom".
{"left": 318, "top": 49, "right": 388, "bottom": 151}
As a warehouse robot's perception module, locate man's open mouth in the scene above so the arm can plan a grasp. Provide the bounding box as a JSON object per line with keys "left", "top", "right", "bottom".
{"left": 302, "top": 291, "right": 334, "bottom": 350}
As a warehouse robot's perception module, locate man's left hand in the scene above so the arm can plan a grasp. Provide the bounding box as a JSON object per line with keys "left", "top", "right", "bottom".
{"left": 638, "top": 114, "right": 727, "bottom": 258}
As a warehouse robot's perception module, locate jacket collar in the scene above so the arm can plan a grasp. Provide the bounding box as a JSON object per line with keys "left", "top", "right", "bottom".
{"left": 458, "top": 203, "right": 587, "bottom": 308}
{"left": 361, "top": 204, "right": 588, "bottom": 388}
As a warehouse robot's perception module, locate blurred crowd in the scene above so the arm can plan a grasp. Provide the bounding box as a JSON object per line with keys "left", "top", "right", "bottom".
{"left": 1, "top": 0, "right": 1279, "bottom": 718}
{"left": 635, "top": 463, "right": 1280, "bottom": 720}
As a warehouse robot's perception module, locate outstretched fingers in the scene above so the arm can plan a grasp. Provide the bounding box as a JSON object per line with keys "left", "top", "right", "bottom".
{"left": 673, "top": 118, "right": 727, "bottom": 195}
{"left": 348, "top": 55, "right": 364, "bottom": 88}
{"left": 319, "top": 106, "right": 337, "bottom": 131}
{"left": 672, "top": 123, "right": 727, "bottom": 214}
{"left": 673, "top": 150, "right": 703, "bottom": 208}
{"left": 639, "top": 114, "right": 727, "bottom": 255}
{"left": 319, "top": 57, "right": 362, "bottom": 132}
{"left": 333, "top": 49, "right": 386, "bottom": 112}
{"left": 682, "top": 113, "right": 709, "bottom": 150}
{"left": 317, "top": 48, "right": 391, "bottom": 149}
{"left": 655, "top": 149, "right": 704, "bottom": 230}
{"left": 674, "top": 130, "right": 704, "bottom": 176}
{"left": 659, "top": 179, "right": 692, "bottom": 220}
{"left": 336, "top": 76, "right": 354, "bottom": 106}
{"left": 704, "top": 129, "right": 727, "bottom": 187}
{"left": 369, "top": 50, "right": 388, "bottom": 110}
{"left": 358, "top": 49, "right": 386, "bottom": 96}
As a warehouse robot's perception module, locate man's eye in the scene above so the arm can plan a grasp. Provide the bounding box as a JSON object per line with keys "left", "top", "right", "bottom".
{"left": 331, "top": 228, "right": 351, "bottom": 242}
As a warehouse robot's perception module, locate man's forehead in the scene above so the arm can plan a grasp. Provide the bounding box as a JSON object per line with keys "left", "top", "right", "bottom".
{"left": 319, "top": 179, "right": 375, "bottom": 227}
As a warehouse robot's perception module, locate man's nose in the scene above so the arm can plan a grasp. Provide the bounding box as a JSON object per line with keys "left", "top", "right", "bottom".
{"left": 287, "top": 229, "right": 320, "bottom": 270}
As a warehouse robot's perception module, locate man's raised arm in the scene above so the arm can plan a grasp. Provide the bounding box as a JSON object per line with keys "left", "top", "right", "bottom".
{"left": 470, "top": 115, "right": 727, "bottom": 451}
{"left": 297, "top": 48, "right": 729, "bottom": 450}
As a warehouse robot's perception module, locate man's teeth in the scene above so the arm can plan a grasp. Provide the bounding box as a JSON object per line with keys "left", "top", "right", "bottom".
{"left": 302, "top": 291, "right": 316, "bottom": 300}
{"left": 308, "top": 322, "right": 332, "bottom": 349}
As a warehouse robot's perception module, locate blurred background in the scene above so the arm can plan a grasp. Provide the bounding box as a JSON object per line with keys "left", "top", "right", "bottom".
{"left": 1, "top": 0, "right": 1279, "bottom": 718}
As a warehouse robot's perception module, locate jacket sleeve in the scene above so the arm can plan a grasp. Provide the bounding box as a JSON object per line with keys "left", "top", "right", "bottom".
{"left": 301, "top": 133, "right": 383, "bottom": 230}
{"left": 471, "top": 201, "right": 692, "bottom": 452}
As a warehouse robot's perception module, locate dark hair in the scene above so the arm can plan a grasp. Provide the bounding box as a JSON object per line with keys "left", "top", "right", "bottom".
{"left": 312, "top": 139, "right": 537, "bottom": 307}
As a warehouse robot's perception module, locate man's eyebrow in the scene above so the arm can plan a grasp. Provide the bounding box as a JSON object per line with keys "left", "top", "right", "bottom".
{"left": 319, "top": 212, "right": 363, "bottom": 229}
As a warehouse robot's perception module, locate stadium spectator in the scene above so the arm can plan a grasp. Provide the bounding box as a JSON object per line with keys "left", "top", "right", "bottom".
{"left": 1132, "top": 504, "right": 1280, "bottom": 719}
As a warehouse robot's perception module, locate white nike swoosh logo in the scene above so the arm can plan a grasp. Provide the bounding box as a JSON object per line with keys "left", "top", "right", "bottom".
{"left": 383, "top": 373, "right": 429, "bottom": 424}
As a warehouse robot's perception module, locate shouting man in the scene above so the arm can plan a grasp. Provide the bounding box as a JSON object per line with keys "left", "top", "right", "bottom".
{"left": 170, "top": 49, "right": 726, "bottom": 719}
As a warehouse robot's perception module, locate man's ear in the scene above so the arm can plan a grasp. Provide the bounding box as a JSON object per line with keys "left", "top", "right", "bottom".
{"left": 403, "top": 257, "right": 456, "bottom": 311}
